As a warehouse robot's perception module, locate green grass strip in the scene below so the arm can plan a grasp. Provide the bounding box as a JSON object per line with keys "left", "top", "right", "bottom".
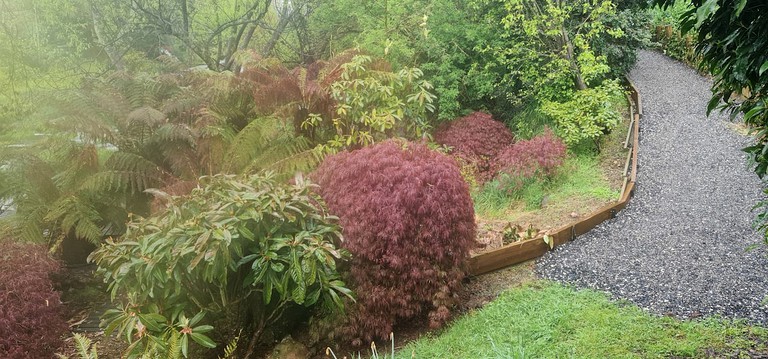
{"left": 398, "top": 282, "right": 767, "bottom": 358}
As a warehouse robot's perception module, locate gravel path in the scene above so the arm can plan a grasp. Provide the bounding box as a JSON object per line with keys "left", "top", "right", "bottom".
{"left": 537, "top": 50, "right": 768, "bottom": 324}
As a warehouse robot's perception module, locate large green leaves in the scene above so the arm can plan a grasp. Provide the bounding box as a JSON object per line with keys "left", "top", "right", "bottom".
{"left": 304, "top": 55, "right": 436, "bottom": 154}
{"left": 91, "top": 173, "right": 351, "bottom": 358}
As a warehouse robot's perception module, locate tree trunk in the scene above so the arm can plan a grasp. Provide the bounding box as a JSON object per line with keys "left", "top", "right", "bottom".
{"left": 233, "top": 24, "right": 258, "bottom": 74}
{"left": 89, "top": 1, "right": 125, "bottom": 71}
{"left": 261, "top": 5, "right": 297, "bottom": 57}
{"left": 179, "top": 0, "right": 189, "bottom": 38}
{"left": 561, "top": 28, "right": 586, "bottom": 91}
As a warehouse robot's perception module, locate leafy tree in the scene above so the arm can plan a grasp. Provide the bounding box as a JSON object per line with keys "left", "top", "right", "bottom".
{"left": 256, "top": 0, "right": 325, "bottom": 64}
{"left": 305, "top": 0, "right": 429, "bottom": 67}
{"left": 302, "top": 54, "right": 436, "bottom": 153}
{"left": 125, "top": 0, "right": 273, "bottom": 71}
{"left": 498, "top": 0, "right": 623, "bottom": 100}
{"left": 417, "top": 0, "right": 513, "bottom": 120}
{"left": 0, "top": 0, "right": 107, "bottom": 143}
{"left": 592, "top": 8, "right": 652, "bottom": 78}
{"left": 91, "top": 173, "right": 351, "bottom": 359}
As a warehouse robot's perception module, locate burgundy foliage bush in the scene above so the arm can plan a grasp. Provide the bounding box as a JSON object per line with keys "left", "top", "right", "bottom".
{"left": 312, "top": 140, "right": 476, "bottom": 345}
{"left": 434, "top": 111, "right": 515, "bottom": 182}
{"left": 495, "top": 129, "right": 567, "bottom": 192}
{"left": 0, "top": 241, "right": 67, "bottom": 358}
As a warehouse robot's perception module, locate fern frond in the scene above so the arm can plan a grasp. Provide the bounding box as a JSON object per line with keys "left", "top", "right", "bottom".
{"left": 83, "top": 152, "right": 166, "bottom": 194}
{"left": 160, "top": 96, "right": 203, "bottom": 119}
{"left": 20, "top": 217, "right": 48, "bottom": 243}
{"left": 51, "top": 144, "right": 101, "bottom": 191}
{"left": 125, "top": 107, "right": 166, "bottom": 128}
{"left": 83, "top": 170, "right": 157, "bottom": 195}
{"left": 317, "top": 50, "right": 357, "bottom": 88}
{"left": 114, "top": 74, "right": 169, "bottom": 109}
{"left": 44, "top": 195, "right": 103, "bottom": 244}
{"left": 217, "top": 331, "right": 240, "bottom": 359}
{"left": 12, "top": 154, "right": 61, "bottom": 203}
{"left": 0, "top": 207, "right": 47, "bottom": 243}
{"left": 106, "top": 151, "right": 165, "bottom": 178}
{"left": 74, "top": 333, "right": 97, "bottom": 359}
{"left": 152, "top": 123, "right": 196, "bottom": 146}
{"left": 246, "top": 136, "right": 319, "bottom": 177}
{"left": 49, "top": 115, "right": 117, "bottom": 145}
{"left": 166, "top": 329, "right": 181, "bottom": 359}
{"left": 161, "top": 146, "right": 199, "bottom": 179}
{"left": 221, "top": 117, "right": 281, "bottom": 173}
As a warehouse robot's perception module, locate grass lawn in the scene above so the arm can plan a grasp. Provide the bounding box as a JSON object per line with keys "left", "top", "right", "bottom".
{"left": 473, "top": 155, "right": 620, "bottom": 225}
{"left": 397, "top": 282, "right": 767, "bottom": 358}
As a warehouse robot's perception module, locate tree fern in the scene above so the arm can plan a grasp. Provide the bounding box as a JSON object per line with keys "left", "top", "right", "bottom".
{"left": 243, "top": 135, "right": 320, "bottom": 177}
{"left": 84, "top": 152, "right": 167, "bottom": 194}
{"left": 4, "top": 206, "right": 48, "bottom": 243}
{"left": 51, "top": 144, "right": 101, "bottom": 192}
{"left": 3, "top": 63, "right": 334, "bottom": 248}
{"left": 44, "top": 195, "right": 102, "bottom": 244}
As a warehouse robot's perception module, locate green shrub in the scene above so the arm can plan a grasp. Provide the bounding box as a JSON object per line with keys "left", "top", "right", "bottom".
{"left": 506, "top": 101, "right": 556, "bottom": 140}
{"left": 593, "top": 8, "right": 653, "bottom": 78}
{"left": 647, "top": 1, "right": 701, "bottom": 68}
{"left": 303, "top": 55, "right": 436, "bottom": 154}
{"left": 91, "top": 173, "right": 352, "bottom": 358}
{"left": 542, "top": 80, "right": 625, "bottom": 148}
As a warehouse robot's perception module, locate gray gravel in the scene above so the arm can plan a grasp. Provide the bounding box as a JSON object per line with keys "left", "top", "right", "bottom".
{"left": 537, "top": 50, "right": 768, "bottom": 324}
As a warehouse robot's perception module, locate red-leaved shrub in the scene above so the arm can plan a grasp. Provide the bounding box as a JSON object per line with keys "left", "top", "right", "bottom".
{"left": 434, "top": 112, "right": 515, "bottom": 182}
{"left": 495, "top": 129, "right": 567, "bottom": 192}
{"left": 0, "top": 241, "right": 67, "bottom": 358}
{"left": 313, "top": 140, "right": 476, "bottom": 345}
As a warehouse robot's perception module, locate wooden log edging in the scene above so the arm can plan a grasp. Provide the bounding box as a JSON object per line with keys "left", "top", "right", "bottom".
{"left": 468, "top": 79, "right": 642, "bottom": 276}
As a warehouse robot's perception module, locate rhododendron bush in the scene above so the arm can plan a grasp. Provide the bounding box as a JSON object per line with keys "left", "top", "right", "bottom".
{"left": 313, "top": 140, "right": 476, "bottom": 344}
{"left": 91, "top": 174, "right": 351, "bottom": 358}
{"left": 0, "top": 241, "right": 67, "bottom": 358}
{"left": 434, "top": 112, "right": 515, "bottom": 182}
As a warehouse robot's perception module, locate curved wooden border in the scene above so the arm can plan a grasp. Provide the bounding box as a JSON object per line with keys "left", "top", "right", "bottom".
{"left": 469, "top": 79, "right": 641, "bottom": 276}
